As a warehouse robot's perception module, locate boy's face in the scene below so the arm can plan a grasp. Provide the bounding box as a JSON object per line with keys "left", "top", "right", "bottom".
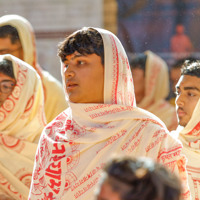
{"left": 0, "top": 37, "right": 23, "bottom": 60}
{"left": 63, "top": 51, "right": 104, "bottom": 103}
{"left": 0, "top": 72, "right": 16, "bottom": 107}
{"left": 175, "top": 75, "right": 200, "bottom": 126}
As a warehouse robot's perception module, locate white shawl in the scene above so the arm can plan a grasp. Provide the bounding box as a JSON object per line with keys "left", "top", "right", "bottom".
{"left": 0, "top": 14, "right": 68, "bottom": 123}
{"left": 178, "top": 98, "right": 200, "bottom": 200}
{"left": 0, "top": 54, "right": 46, "bottom": 200}
{"left": 137, "top": 51, "right": 178, "bottom": 131}
{"left": 29, "top": 28, "right": 190, "bottom": 200}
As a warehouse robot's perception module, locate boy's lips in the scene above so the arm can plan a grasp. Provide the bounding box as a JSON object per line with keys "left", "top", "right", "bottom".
{"left": 177, "top": 108, "right": 186, "bottom": 117}
{"left": 66, "top": 81, "right": 78, "bottom": 91}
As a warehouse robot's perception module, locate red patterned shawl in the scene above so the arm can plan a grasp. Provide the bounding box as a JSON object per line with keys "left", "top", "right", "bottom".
{"left": 29, "top": 28, "right": 190, "bottom": 200}
{"left": 137, "top": 51, "right": 178, "bottom": 131}
{"left": 177, "top": 98, "right": 200, "bottom": 200}
{"left": 0, "top": 14, "right": 68, "bottom": 123}
{"left": 0, "top": 54, "right": 46, "bottom": 200}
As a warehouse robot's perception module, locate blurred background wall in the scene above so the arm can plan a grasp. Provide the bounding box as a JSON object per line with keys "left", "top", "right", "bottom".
{"left": 1, "top": 0, "right": 199, "bottom": 81}
{"left": 0, "top": 0, "right": 109, "bottom": 81}
{"left": 117, "top": 0, "right": 200, "bottom": 67}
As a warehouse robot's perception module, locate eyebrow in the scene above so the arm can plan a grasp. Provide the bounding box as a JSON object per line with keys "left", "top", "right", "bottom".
{"left": 65, "top": 54, "right": 84, "bottom": 61}
{"left": 176, "top": 86, "right": 200, "bottom": 92}
{"left": 1, "top": 80, "right": 15, "bottom": 82}
{"left": 0, "top": 48, "right": 9, "bottom": 52}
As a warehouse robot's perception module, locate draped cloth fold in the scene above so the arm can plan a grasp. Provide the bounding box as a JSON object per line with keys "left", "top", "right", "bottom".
{"left": 178, "top": 98, "right": 200, "bottom": 200}
{"left": 29, "top": 28, "right": 190, "bottom": 200}
{"left": 137, "top": 50, "right": 178, "bottom": 131}
{"left": 0, "top": 54, "right": 46, "bottom": 199}
{"left": 0, "top": 14, "right": 68, "bottom": 123}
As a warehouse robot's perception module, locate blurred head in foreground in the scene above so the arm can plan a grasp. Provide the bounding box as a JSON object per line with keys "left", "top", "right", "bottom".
{"left": 95, "top": 157, "right": 182, "bottom": 200}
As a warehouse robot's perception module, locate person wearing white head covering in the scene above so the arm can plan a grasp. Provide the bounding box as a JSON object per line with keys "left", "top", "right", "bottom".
{"left": 174, "top": 59, "right": 200, "bottom": 200}
{"left": 129, "top": 51, "right": 178, "bottom": 131}
{"left": 0, "top": 54, "right": 46, "bottom": 200}
{"left": 29, "top": 27, "right": 190, "bottom": 200}
{"left": 0, "top": 14, "right": 68, "bottom": 123}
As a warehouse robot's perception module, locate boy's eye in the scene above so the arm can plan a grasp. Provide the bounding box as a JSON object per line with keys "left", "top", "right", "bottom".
{"left": 3, "top": 85, "right": 9, "bottom": 89}
{"left": 78, "top": 61, "right": 84, "bottom": 65}
{"left": 188, "top": 92, "right": 195, "bottom": 97}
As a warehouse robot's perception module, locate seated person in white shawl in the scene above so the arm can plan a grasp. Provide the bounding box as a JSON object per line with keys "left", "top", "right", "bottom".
{"left": 0, "top": 15, "right": 68, "bottom": 123}
{"left": 129, "top": 51, "right": 178, "bottom": 131}
{"left": 95, "top": 157, "right": 182, "bottom": 200}
{"left": 0, "top": 54, "right": 46, "bottom": 200}
{"left": 175, "top": 59, "right": 200, "bottom": 200}
{"left": 29, "top": 28, "right": 190, "bottom": 200}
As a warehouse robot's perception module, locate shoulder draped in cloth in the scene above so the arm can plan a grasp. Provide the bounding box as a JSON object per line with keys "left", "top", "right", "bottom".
{"left": 0, "top": 54, "right": 46, "bottom": 200}
{"left": 0, "top": 14, "right": 68, "bottom": 123}
{"left": 177, "top": 98, "right": 200, "bottom": 200}
{"left": 29, "top": 28, "right": 190, "bottom": 200}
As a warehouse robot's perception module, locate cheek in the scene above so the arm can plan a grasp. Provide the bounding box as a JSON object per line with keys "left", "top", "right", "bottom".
{"left": 87, "top": 75, "right": 103, "bottom": 92}
{"left": 134, "top": 77, "right": 145, "bottom": 92}
{"left": 133, "top": 74, "right": 145, "bottom": 88}
{"left": 0, "top": 93, "right": 9, "bottom": 102}
{"left": 189, "top": 98, "right": 199, "bottom": 115}
{"left": 13, "top": 51, "right": 23, "bottom": 61}
{"left": 88, "top": 69, "right": 104, "bottom": 88}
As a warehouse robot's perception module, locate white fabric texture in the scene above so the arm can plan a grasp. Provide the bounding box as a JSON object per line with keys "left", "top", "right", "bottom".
{"left": 0, "top": 54, "right": 46, "bottom": 200}
{"left": 178, "top": 98, "right": 200, "bottom": 200}
{"left": 29, "top": 28, "right": 190, "bottom": 200}
{"left": 137, "top": 51, "right": 178, "bottom": 131}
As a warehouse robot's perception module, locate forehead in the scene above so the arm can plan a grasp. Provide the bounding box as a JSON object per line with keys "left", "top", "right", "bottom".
{"left": 132, "top": 67, "right": 144, "bottom": 74}
{"left": 0, "top": 73, "right": 16, "bottom": 82}
{"left": 0, "top": 37, "right": 12, "bottom": 46}
{"left": 65, "top": 51, "right": 83, "bottom": 61}
{"left": 176, "top": 75, "right": 200, "bottom": 89}
{"left": 0, "top": 72, "right": 13, "bottom": 79}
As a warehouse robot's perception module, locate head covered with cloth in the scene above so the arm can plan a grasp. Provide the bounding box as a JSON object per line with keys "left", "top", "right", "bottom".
{"left": 174, "top": 59, "right": 200, "bottom": 199}
{"left": 0, "top": 14, "right": 68, "bottom": 123}
{"left": 29, "top": 28, "right": 190, "bottom": 200}
{"left": 0, "top": 54, "right": 46, "bottom": 200}
{"left": 129, "top": 51, "right": 178, "bottom": 131}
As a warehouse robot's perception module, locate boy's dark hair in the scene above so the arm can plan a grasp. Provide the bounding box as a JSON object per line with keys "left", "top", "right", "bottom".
{"left": 129, "top": 53, "right": 147, "bottom": 71}
{"left": 0, "top": 59, "right": 15, "bottom": 78}
{"left": 0, "top": 25, "right": 20, "bottom": 44}
{"left": 172, "top": 56, "right": 197, "bottom": 70}
{"left": 101, "top": 157, "right": 181, "bottom": 200}
{"left": 57, "top": 27, "right": 104, "bottom": 65}
{"left": 181, "top": 59, "right": 200, "bottom": 78}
